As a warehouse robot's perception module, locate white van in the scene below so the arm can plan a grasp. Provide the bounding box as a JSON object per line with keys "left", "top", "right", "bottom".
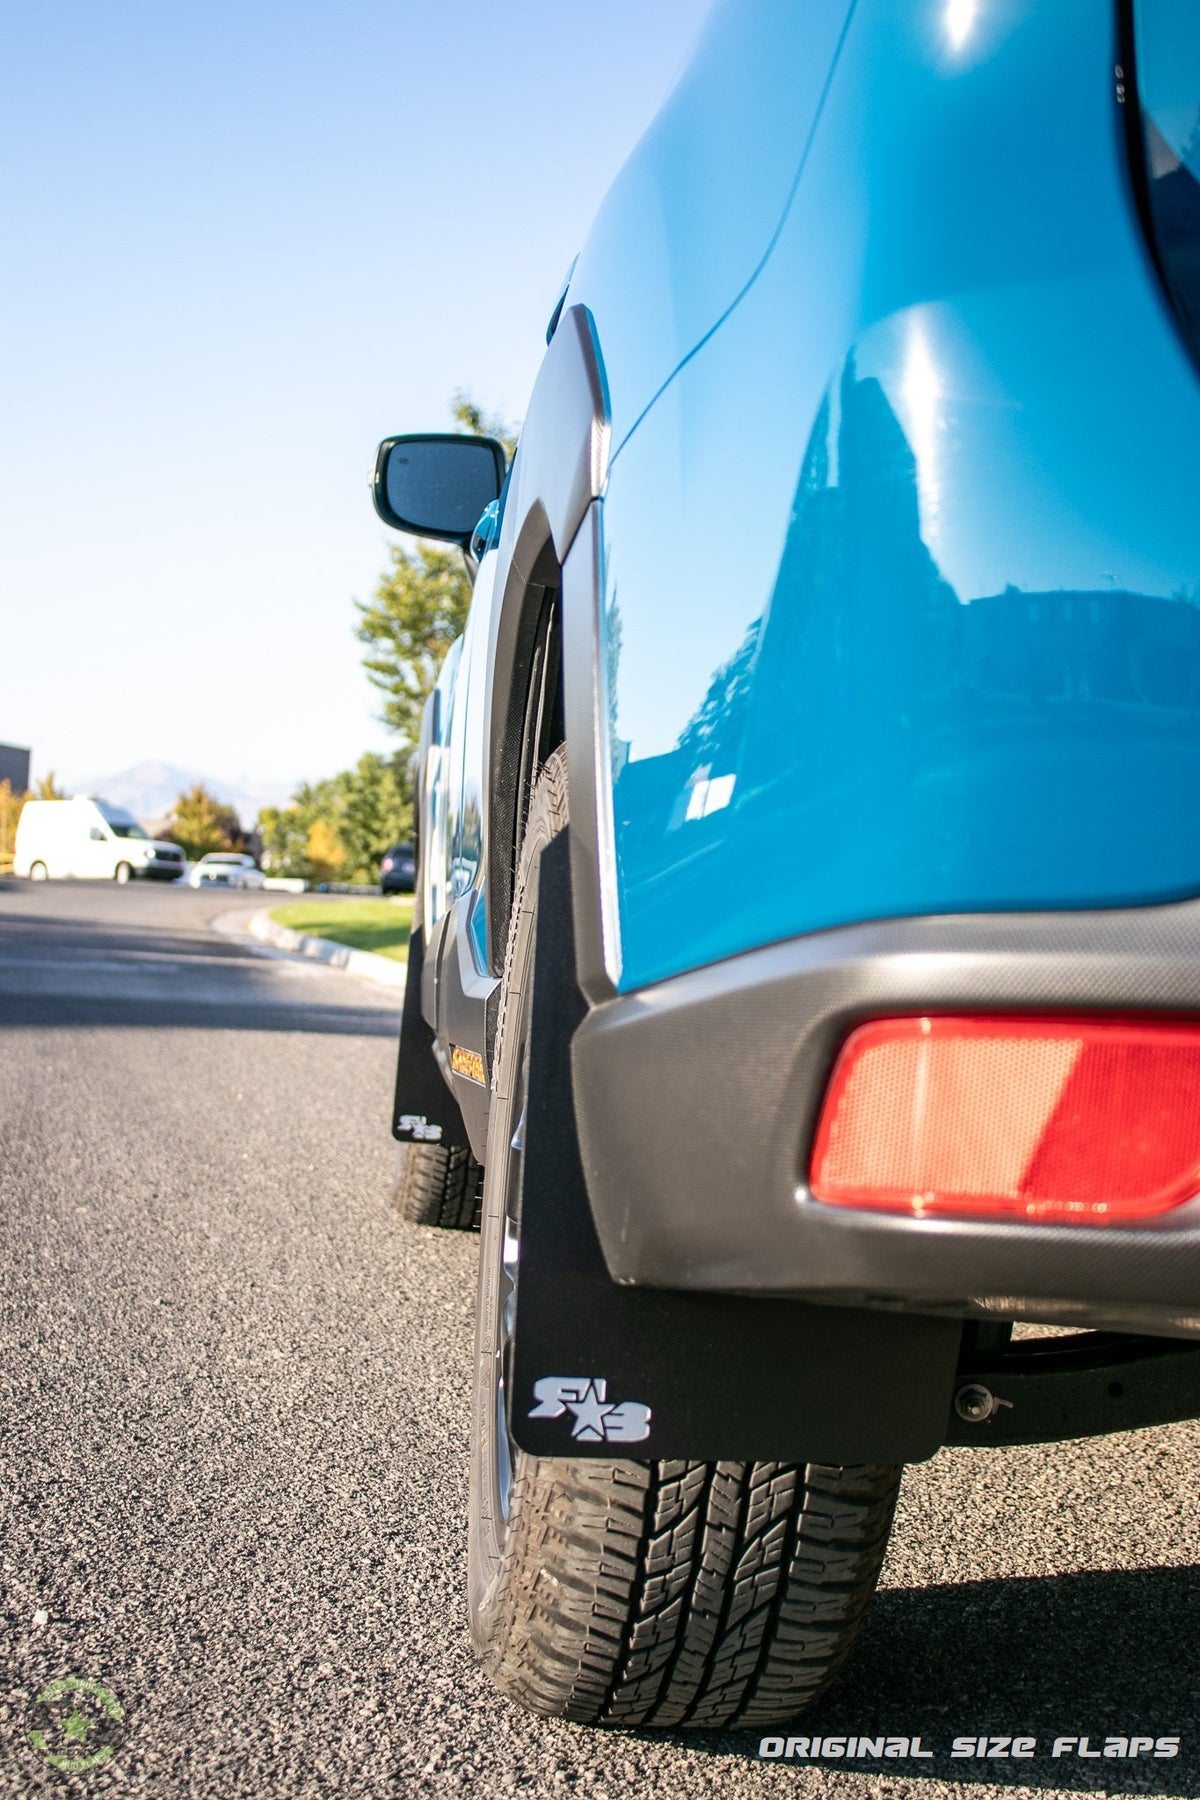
{"left": 14, "top": 798, "right": 186, "bottom": 883}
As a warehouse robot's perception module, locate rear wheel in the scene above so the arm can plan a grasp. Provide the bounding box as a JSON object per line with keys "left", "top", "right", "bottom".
{"left": 468, "top": 747, "right": 902, "bottom": 1727}
{"left": 394, "top": 1142, "right": 483, "bottom": 1231}
{"left": 28, "top": 861, "right": 48, "bottom": 881}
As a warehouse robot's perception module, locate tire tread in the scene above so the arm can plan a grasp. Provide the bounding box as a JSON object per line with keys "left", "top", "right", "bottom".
{"left": 395, "top": 1142, "right": 483, "bottom": 1230}
{"left": 471, "top": 745, "right": 899, "bottom": 1728}
{"left": 485, "top": 1455, "right": 900, "bottom": 1728}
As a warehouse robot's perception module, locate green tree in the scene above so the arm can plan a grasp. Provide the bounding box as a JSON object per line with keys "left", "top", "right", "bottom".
{"left": 305, "top": 816, "right": 346, "bottom": 886}
{"left": 354, "top": 391, "right": 519, "bottom": 753}
{"left": 450, "top": 390, "right": 519, "bottom": 462}
{"left": 258, "top": 777, "right": 338, "bottom": 880}
{"left": 0, "top": 779, "right": 28, "bottom": 866}
{"left": 257, "top": 801, "right": 311, "bottom": 880}
{"left": 257, "top": 754, "right": 411, "bottom": 886}
{"left": 355, "top": 542, "right": 472, "bottom": 749}
{"left": 330, "top": 752, "right": 412, "bottom": 882}
{"left": 166, "top": 785, "right": 242, "bottom": 861}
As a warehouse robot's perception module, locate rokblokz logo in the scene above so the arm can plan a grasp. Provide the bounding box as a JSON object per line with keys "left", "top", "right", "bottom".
{"left": 757, "top": 1732, "right": 1181, "bottom": 1762}
{"left": 528, "top": 1376, "right": 652, "bottom": 1443}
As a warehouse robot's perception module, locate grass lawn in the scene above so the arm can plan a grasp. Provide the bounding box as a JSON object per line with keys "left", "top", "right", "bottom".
{"left": 269, "top": 896, "right": 413, "bottom": 962}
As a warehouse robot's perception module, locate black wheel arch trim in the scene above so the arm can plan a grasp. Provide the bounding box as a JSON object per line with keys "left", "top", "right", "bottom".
{"left": 419, "top": 305, "right": 610, "bottom": 1152}
{"left": 483, "top": 306, "right": 611, "bottom": 984}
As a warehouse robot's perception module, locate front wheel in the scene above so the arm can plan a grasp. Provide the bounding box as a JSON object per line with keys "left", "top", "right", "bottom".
{"left": 467, "top": 748, "right": 901, "bottom": 1728}
{"left": 114, "top": 862, "right": 133, "bottom": 884}
{"left": 394, "top": 1143, "right": 482, "bottom": 1230}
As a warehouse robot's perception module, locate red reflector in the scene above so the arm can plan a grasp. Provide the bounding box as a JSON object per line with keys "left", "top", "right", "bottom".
{"left": 809, "top": 1017, "right": 1200, "bottom": 1225}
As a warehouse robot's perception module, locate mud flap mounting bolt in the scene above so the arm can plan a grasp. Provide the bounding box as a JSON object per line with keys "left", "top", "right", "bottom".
{"left": 954, "top": 1382, "right": 1005, "bottom": 1423}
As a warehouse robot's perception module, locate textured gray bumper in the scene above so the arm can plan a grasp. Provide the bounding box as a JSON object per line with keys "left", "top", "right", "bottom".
{"left": 570, "top": 899, "right": 1200, "bottom": 1336}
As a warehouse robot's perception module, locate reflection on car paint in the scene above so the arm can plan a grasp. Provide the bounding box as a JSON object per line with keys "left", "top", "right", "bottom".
{"left": 584, "top": 0, "right": 1200, "bottom": 991}
{"left": 566, "top": 0, "right": 853, "bottom": 452}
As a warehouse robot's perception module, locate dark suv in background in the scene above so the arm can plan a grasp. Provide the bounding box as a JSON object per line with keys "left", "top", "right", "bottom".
{"left": 379, "top": 843, "right": 415, "bottom": 894}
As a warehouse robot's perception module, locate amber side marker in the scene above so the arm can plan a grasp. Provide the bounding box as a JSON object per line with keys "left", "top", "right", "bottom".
{"left": 809, "top": 1015, "right": 1200, "bottom": 1225}
{"left": 450, "top": 1044, "right": 487, "bottom": 1085}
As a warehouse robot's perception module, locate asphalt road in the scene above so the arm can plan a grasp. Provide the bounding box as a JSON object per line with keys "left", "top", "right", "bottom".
{"left": 2, "top": 878, "right": 1199, "bottom": 1799}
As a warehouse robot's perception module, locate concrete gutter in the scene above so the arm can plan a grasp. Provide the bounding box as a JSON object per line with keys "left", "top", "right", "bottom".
{"left": 215, "top": 906, "right": 408, "bottom": 992}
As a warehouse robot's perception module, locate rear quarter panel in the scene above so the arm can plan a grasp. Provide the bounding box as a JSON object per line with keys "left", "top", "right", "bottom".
{"left": 566, "top": 0, "right": 852, "bottom": 453}
{"left": 586, "top": 0, "right": 1200, "bottom": 992}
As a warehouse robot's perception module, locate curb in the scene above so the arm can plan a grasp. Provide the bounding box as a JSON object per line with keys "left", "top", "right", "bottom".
{"left": 215, "top": 907, "right": 408, "bottom": 992}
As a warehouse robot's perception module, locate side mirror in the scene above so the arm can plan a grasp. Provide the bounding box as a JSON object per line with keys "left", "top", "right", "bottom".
{"left": 89, "top": 826, "right": 106, "bottom": 841}
{"left": 371, "top": 433, "right": 507, "bottom": 545}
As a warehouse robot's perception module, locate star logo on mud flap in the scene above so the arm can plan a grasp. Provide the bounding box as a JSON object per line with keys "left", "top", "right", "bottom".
{"left": 528, "top": 1377, "right": 652, "bottom": 1444}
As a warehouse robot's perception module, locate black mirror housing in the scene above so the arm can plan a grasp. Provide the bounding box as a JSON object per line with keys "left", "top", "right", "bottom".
{"left": 371, "top": 433, "right": 507, "bottom": 545}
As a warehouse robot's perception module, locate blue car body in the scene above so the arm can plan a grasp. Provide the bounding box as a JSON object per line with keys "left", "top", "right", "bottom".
{"left": 381, "top": 0, "right": 1200, "bottom": 1731}
{"left": 426, "top": 0, "right": 1200, "bottom": 997}
{"left": 394, "top": 0, "right": 1200, "bottom": 1327}
{"left": 573, "top": 0, "right": 1200, "bottom": 992}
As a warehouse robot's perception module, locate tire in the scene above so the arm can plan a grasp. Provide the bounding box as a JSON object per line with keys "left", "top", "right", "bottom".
{"left": 468, "top": 747, "right": 902, "bottom": 1728}
{"left": 394, "top": 1142, "right": 483, "bottom": 1230}
{"left": 114, "top": 862, "right": 133, "bottom": 884}
{"left": 28, "top": 862, "right": 48, "bottom": 881}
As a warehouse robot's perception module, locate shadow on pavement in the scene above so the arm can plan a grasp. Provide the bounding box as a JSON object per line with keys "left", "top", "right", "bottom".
{"left": 0, "top": 996, "right": 399, "bottom": 1036}
{"left": 0, "top": 902, "right": 400, "bottom": 1034}
{"left": 0, "top": 907, "right": 259, "bottom": 964}
{"left": 657, "top": 1565, "right": 1200, "bottom": 1791}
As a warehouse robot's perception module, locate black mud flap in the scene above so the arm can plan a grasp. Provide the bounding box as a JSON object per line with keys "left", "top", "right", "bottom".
{"left": 391, "top": 924, "right": 471, "bottom": 1149}
{"left": 509, "top": 831, "right": 962, "bottom": 1465}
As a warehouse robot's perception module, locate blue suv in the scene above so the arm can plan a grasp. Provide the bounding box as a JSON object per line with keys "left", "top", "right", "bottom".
{"left": 372, "top": 0, "right": 1200, "bottom": 1731}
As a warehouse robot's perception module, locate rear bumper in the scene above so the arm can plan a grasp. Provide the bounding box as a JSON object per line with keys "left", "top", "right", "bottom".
{"left": 570, "top": 897, "right": 1200, "bottom": 1337}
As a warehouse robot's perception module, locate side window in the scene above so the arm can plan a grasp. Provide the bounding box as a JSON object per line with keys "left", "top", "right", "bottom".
{"left": 446, "top": 612, "right": 474, "bottom": 904}
{"left": 423, "top": 636, "right": 463, "bottom": 933}
{"left": 454, "top": 553, "right": 500, "bottom": 909}
{"left": 1130, "top": 2, "right": 1200, "bottom": 357}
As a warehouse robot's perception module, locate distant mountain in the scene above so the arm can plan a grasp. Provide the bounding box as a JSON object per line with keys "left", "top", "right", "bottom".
{"left": 62, "top": 760, "right": 295, "bottom": 829}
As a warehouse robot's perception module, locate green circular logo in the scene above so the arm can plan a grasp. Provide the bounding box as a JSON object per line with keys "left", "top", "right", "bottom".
{"left": 28, "top": 1677, "right": 124, "bottom": 1773}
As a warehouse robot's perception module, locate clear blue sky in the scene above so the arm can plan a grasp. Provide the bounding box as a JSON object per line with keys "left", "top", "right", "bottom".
{"left": 0, "top": 0, "right": 711, "bottom": 795}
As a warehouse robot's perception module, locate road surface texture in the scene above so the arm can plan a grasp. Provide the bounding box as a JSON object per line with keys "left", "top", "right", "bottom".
{"left": 1, "top": 878, "right": 1198, "bottom": 1798}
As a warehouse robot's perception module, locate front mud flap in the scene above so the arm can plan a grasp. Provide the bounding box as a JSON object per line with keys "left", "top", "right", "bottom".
{"left": 391, "top": 924, "right": 471, "bottom": 1149}
{"left": 509, "top": 831, "right": 962, "bottom": 1465}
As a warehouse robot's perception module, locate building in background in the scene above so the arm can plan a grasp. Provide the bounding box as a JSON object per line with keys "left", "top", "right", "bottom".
{"left": 0, "top": 744, "right": 31, "bottom": 792}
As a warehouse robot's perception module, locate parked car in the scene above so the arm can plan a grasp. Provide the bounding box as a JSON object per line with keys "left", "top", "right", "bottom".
{"left": 379, "top": 842, "right": 415, "bottom": 894}
{"left": 372, "top": 0, "right": 1200, "bottom": 1732}
{"left": 187, "top": 852, "right": 264, "bottom": 890}
{"left": 14, "top": 797, "right": 185, "bottom": 882}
